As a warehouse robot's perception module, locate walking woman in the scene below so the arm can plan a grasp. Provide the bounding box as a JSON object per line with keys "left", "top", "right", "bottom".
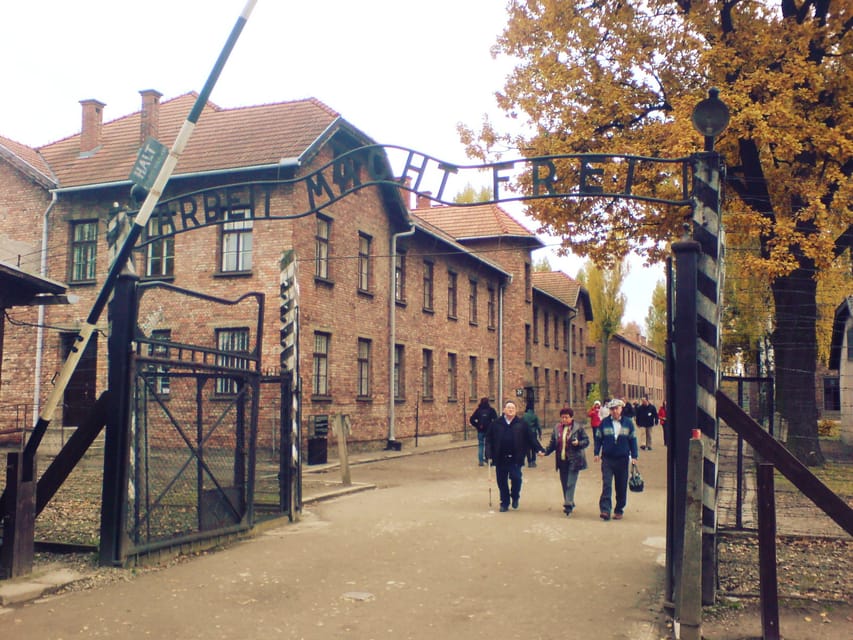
{"left": 543, "top": 407, "right": 589, "bottom": 516}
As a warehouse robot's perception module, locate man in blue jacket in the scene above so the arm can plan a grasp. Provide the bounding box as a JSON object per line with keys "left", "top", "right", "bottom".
{"left": 486, "top": 400, "right": 545, "bottom": 512}
{"left": 593, "top": 398, "right": 639, "bottom": 520}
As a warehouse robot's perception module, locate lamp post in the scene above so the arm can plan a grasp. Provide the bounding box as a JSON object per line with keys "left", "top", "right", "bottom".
{"left": 669, "top": 89, "right": 730, "bottom": 609}
{"left": 691, "top": 87, "right": 730, "bottom": 152}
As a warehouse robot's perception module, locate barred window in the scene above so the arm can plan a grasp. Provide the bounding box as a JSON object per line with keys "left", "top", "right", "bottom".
{"left": 357, "top": 338, "right": 371, "bottom": 398}
{"left": 315, "top": 216, "right": 331, "bottom": 279}
{"left": 312, "top": 332, "right": 331, "bottom": 396}
{"left": 70, "top": 220, "right": 98, "bottom": 282}
{"left": 215, "top": 328, "right": 250, "bottom": 395}
{"left": 221, "top": 209, "right": 252, "bottom": 272}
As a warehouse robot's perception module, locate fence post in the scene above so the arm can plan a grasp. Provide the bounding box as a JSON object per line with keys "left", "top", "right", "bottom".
{"left": 757, "top": 463, "right": 780, "bottom": 640}
{"left": 675, "top": 436, "right": 704, "bottom": 640}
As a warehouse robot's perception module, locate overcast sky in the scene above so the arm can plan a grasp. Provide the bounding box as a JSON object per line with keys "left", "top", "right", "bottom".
{"left": 0, "top": 0, "right": 662, "bottom": 327}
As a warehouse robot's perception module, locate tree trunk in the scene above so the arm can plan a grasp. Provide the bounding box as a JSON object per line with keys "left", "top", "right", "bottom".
{"left": 770, "top": 266, "right": 824, "bottom": 465}
{"left": 599, "top": 335, "right": 610, "bottom": 401}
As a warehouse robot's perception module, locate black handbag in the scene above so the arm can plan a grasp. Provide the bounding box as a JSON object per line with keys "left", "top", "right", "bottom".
{"left": 629, "top": 463, "right": 644, "bottom": 492}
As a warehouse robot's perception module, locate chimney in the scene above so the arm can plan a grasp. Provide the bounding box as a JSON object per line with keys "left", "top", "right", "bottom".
{"left": 79, "top": 99, "right": 106, "bottom": 154}
{"left": 139, "top": 89, "right": 162, "bottom": 145}
{"left": 416, "top": 191, "right": 433, "bottom": 210}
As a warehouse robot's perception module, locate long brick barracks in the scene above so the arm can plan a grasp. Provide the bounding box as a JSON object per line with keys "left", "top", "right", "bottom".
{"left": 0, "top": 90, "right": 664, "bottom": 455}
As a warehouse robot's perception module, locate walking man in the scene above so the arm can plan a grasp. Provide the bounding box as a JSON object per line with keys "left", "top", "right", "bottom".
{"left": 593, "top": 399, "right": 639, "bottom": 521}
{"left": 635, "top": 396, "right": 659, "bottom": 451}
{"left": 486, "top": 400, "right": 545, "bottom": 512}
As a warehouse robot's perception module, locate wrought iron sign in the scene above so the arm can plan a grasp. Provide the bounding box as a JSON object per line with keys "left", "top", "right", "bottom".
{"left": 134, "top": 145, "right": 696, "bottom": 246}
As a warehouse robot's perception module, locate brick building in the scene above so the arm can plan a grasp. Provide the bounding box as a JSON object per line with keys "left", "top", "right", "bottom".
{"left": 0, "top": 91, "right": 596, "bottom": 454}
{"left": 602, "top": 328, "right": 665, "bottom": 408}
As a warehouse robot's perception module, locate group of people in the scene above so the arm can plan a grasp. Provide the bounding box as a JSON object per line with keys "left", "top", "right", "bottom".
{"left": 470, "top": 395, "right": 654, "bottom": 519}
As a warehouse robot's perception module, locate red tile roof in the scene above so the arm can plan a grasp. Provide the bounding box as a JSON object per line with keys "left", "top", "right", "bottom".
{"left": 413, "top": 203, "right": 542, "bottom": 245}
{"left": 0, "top": 134, "right": 55, "bottom": 187}
{"left": 532, "top": 270, "right": 593, "bottom": 319}
{"left": 33, "top": 94, "right": 342, "bottom": 189}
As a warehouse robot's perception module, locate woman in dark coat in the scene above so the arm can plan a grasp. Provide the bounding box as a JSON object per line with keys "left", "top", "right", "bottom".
{"left": 543, "top": 407, "right": 589, "bottom": 516}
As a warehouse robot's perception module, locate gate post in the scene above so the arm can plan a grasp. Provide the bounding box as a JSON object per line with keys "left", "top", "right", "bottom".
{"left": 669, "top": 237, "right": 700, "bottom": 604}
{"left": 99, "top": 269, "right": 139, "bottom": 566}
{"left": 0, "top": 452, "right": 36, "bottom": 578}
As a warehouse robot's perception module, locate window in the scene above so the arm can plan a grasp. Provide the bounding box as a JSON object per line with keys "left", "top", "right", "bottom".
{"left": 423, "top": 261, "right": 434, "bottom": 311}
{"left": 586, "top": 346, "right": 596, "bottom": 366}
{"left": 469, "top": 356, "right": 478, "bottom": 400}
{"left": 545, "top": 369, "right": 551, "bottom": 402}
{"left": 70, "top": 220, "right": 98, "bottom": 282}
{"left": 554, "top": 316, "right": 560, "bottom": 350}
{"left": 823, "top": 377, "right": 840, "bottom": 411}
{"left": 487, "top": 285, "right": 496, "bottom": 329}
{"left": 315, "top": 215, "right": 331, "bottom": 279}
{"left": 468, "top": 279, "right": 478, "bottom": 325}
{"left": 394, "top": 344, "right": 405, "bottom": 400}
{"left": 148, "top": 329, "right": 171, "bottom": 396}
{"left": 215, "top": 328, "right": 249, "bottom": 395}
{"left": 554, "top": 369, "right": 560, "bottom": 403}
{"left": 312, "top": 332, "right": 331, "bottom": 396}
{"left": 357, "top": 338, "right": 371, "bottom": 398}
{"left": 525, "top": 324, "right": 532, "bottom": 363}
{"left": 447, "top": 270, "right": 458, "bottom": 318}
{"left": 544, "top": 311, "right": 550, "bottom": 346}
{"left": 422, "top": 349, "right": 434, "bottom": 399}
{"left": 447, "top": 353, "right": 458, "bottom": 401}
{"left": 524, "top": 262, "right": 532, "bottom": 302}
{"left": 358, "top": 233, "right": 372, "bottom": 292}
{"left": 572, "top": 325, "right": 577, "bottom": 355}
{"left": 221, "top": 209, "right": 252, "bottom": 272}
{"left": 533, "top": 367, "right": 540, "bottom": 396}
{"left": 487, "top": 358, "right": 496, "bottom": 402}
{"left": 533, "top": 307, "right": 539, "bottom": 343}
{"left": 395, "top": 250, "right": 406, "bottom": 302}
{"left": 145, "top": 217, "right": 174, "bottom": 278}
{"left": 563, "top": 320, "right": 569, "bottom": 352}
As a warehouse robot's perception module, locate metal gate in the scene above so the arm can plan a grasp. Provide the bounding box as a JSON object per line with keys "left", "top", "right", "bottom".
{"left": 125, "top": 282, "right": 263, "bottom": 558}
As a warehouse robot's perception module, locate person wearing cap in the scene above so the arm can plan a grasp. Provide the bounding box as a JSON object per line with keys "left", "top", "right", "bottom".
{"left": 587, "top": 401, "right": 602, "bottom": 431}
{"left": 485, "top": 400, "right": 545, "bottom": 512}
{"left": 593, "top": 398, "right": 639, "bottom": 521}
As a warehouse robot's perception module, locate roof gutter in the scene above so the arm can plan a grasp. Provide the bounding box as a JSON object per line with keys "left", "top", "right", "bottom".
{"left": 49, "top": 158, "right": 302, "bottom": 194}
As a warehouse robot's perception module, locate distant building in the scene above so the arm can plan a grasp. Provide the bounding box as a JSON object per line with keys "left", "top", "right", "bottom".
{"left": 605, "top": 328, "right": 665, "bottom": 408}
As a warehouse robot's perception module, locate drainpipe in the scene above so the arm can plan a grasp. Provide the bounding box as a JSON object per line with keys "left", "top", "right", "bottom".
{"left": 567, "top": 307, "right": 577, "bottom": 408}
{"left": 388, "top": 224, "right": 415, "bottom": 445}
{"left": 34, "top": 192, "right": 59, "bottom": 423}
{"left": 498, "top": 282, "right": 505, "bottom": 403}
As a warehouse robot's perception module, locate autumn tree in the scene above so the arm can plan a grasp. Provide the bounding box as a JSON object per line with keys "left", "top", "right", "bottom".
{"left": 533, "top": 255, "right": 552, "bottom": 272}
{"left": 453, "top": 183, "right": 493, "bottom": 204}
{"left": 644, "top": 280, "right": 667, "bottom": 358}
{"left": 577, "top": 259, "right": 628, "bottom": 401}
{"left": 461, "top": 1, "right": 852, "bottom": 464}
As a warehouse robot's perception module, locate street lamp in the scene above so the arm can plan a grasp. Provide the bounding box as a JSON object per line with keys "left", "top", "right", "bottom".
{"left": 691, "top": 87, "right": 730, "bottom": 151}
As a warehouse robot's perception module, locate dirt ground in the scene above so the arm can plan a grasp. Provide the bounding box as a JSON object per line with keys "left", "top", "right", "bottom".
{"left": 2, "top": 441, "right": 852, "bottom": 639}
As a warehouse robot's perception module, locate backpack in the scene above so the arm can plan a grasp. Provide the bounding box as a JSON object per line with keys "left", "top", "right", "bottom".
{"left": 471, "top": 407, "right": 494, "bottom": 433}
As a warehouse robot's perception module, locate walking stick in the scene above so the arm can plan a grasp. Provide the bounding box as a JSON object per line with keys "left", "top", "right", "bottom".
{"left": 487, "top": 457, "right": 492, "bottom": 508}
